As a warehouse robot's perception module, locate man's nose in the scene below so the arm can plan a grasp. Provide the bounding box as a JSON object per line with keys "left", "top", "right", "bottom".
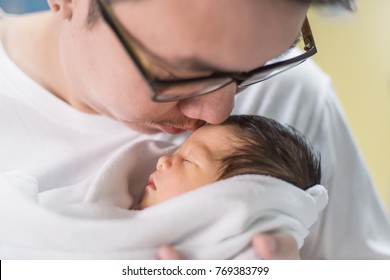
{"left": 178, "top": 83, "right": 236, "bottom": 124}
{"left": 156, "top": 155, "right": 172, "bottom": 170}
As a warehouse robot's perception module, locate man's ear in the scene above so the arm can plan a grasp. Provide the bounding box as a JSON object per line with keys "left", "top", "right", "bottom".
{"left": 47, "top": 0, "right": 74, "bottom": 20}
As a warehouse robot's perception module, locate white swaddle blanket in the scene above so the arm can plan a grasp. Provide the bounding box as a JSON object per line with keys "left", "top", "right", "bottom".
{"left": 0, "top": 140, "right": 328, "bottom": 259}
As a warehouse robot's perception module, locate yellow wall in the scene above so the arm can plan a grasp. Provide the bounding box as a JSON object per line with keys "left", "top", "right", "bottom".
{"left": 309, "top": 0, "right": 390, "bottom": 209}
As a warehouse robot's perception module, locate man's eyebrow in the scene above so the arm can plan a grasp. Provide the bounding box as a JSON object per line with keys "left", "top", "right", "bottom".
{"left": 127, "top": 23, "right": 302, "bottom": 74}
{"left": 166, "top": 34, "right": 303, "bottom": 73}
{"left": 169, "top": 58, "right": 227, "bottom": 73}
{"left": 124, "top": 28, "right": 237, "bottom": 73}
{"left": 137, "top": 40, "right": 227, "bottom": 73}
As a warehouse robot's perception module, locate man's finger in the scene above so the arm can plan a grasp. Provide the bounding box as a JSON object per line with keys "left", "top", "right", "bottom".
{"left": 157, "top": 245, "right": 183, "bottom": 260}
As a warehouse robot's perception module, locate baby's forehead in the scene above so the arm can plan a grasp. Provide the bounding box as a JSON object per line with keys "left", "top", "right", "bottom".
{"left": 179, "top": 125, "right": 237, "bottom": 154}
{"left": 187, "top": 124, "right": 235, "bottom": 144}
{"left": 194, "top": 123, "right": 235, "bottom": 136}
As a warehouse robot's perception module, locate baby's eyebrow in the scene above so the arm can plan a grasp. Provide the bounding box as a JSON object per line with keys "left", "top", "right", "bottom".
{"left": 173, "top": 145, "right": 194, "bottom": 158}
{"left": 195, "top": 144, "right": 222, "bottom": 163}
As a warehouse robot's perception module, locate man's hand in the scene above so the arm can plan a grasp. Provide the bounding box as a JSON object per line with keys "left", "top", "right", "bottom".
{"left": 157, "top": 245, "right": 183, "bottom": 260}
{"left": 157, "top": 232, "right": 300, "bottom": 260}
{"left": 252, "top": 232, "right": 300, "bottom": 260}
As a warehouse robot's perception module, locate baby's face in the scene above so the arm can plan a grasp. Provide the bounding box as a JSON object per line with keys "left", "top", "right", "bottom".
{"left": 139, "top": 124, "right": 235, "bottom": 209}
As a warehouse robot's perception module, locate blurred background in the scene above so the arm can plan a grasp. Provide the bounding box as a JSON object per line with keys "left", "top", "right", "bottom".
{"left": 308, "top": 0, "right": 390, "bottom": 210}
{"left": 1, "top": 0, "right": 389, "bottom": 209}
{"left": 0, "top": 0, "right": 48, "bottom": 13}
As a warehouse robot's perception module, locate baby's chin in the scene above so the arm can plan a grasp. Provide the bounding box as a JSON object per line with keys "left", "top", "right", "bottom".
{"left": 138, "top": 190, "right": 155, "bottom": 210}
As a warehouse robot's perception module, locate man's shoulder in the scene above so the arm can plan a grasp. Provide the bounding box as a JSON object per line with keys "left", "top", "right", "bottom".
{"left": 234, "top": 58, "right": 333, "bottom": 113}
{"left": 232, "top": 57, "right": 339, "bottom": 138}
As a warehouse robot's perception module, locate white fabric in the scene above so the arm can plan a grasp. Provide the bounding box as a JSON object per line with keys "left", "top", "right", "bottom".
{"left": 0, "top": 10, "right": 390, "bottom": 259}
{"left": 0, "top": 139, "right": 328, "bottom": 259}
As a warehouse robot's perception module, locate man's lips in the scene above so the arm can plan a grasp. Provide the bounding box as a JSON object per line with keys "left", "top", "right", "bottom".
{"left": 158, "top": 125, "right": 186, "bottom": 134}
{"left": 156, "top": 120, "right": 206, "bottom": 134}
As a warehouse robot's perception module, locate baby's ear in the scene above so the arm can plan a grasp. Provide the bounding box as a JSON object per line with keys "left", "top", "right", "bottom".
{"left": 47, "top": 0, "right": 74, "bottom": 20}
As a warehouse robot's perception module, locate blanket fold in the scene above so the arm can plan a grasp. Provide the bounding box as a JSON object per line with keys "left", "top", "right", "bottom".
{"left": 0, "top": 140, "right": 327, "bottom": 259}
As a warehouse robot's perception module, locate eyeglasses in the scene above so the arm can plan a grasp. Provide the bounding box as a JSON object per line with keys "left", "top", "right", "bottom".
{"left": 97, "top": 0, "right": 317, "bottom": 102}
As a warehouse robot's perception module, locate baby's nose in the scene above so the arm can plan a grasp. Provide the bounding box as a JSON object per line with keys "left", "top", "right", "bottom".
{"left": 156, "top": 155, "right": 172, "bottom": 170}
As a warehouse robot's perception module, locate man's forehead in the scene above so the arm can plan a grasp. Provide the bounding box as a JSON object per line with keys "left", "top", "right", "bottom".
{"left": 113, "top": 0, "right": 307, "bottom": 71}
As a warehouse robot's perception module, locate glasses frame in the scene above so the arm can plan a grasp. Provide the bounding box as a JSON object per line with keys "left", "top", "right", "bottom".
{"left": 97, "top": 0, "right": 317, "bottom": 102}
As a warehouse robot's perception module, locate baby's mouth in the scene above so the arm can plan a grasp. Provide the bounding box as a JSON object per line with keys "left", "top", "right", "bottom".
{"left": 147, "top": 176, "right": 157, "bottom": 190}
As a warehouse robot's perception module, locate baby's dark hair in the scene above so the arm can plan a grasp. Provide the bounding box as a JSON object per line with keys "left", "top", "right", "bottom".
{"left": 217, "top": 115, "right": 321, "bottom": 190}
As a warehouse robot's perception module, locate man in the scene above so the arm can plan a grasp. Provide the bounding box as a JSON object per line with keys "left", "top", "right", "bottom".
{"left": 1, "top": 0, "right": 389, "bottom": 259}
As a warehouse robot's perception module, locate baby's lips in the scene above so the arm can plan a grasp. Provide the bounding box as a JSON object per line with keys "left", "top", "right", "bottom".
{"left": 147, "top": 175, "right": 157, "bottom": 190}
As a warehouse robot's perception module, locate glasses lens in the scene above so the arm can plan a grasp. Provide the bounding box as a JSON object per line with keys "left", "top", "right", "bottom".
{"left": 154, "top": 77, "right": 234, "bottom": 102}
{"left": 239, "top": 60, "right": 305, "bottom": 87}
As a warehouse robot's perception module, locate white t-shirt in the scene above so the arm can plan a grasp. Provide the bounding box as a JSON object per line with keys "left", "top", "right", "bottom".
{"left": 0, "top": 14, "right": 389, "bottom": 259}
